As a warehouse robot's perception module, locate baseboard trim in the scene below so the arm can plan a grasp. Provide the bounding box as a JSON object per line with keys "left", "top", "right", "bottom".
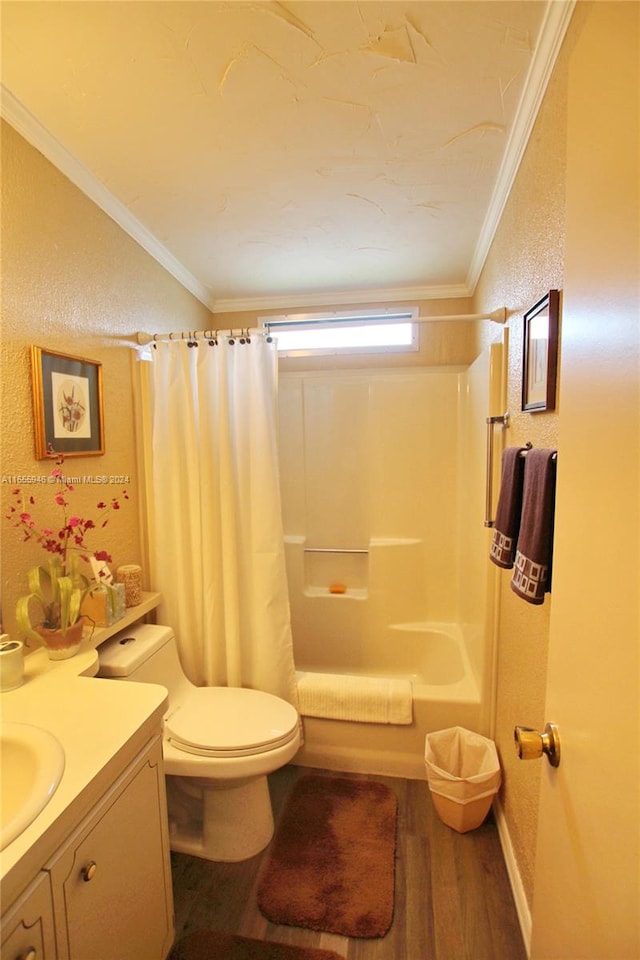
{"left": 494, "top": 798, "right": 532, "bottom": 957}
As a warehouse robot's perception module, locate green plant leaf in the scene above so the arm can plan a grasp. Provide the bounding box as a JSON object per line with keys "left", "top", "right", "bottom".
{"left": 27, "top": 565, "right": 45, "bottom": 600}
{"left": 16, "top": 594, "right": 44, "bottom": 644}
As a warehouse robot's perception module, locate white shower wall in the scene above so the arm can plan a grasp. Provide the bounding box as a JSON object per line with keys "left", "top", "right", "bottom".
{"left": 278, "top": 348, "right": 501, "bottom": 706}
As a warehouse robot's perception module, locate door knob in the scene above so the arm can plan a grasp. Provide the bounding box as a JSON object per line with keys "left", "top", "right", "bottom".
{"left": 514, "top": 722, "right": 561, "bottom": 767}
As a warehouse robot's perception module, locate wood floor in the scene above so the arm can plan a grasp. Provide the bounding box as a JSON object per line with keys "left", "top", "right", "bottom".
{"left": 170, "top": 764, "right": 527, "bottom": 960}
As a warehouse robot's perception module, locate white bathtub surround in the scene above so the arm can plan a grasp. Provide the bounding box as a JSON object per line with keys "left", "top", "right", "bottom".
{"left": 297, "top": 671, "right": 412, "bottom": 724}
{"left": 277, "top": 347, "right": 505, "bottom": 775}
{"left": 294, "top": 623, "right": 483, "bottom": 779}
{"left": 137, "top": 335, "right": 298, "bottom": 709}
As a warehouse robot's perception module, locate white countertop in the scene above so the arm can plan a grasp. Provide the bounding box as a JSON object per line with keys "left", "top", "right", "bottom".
{"left": 0, "top": 624, "right": 168, "bottom": 908}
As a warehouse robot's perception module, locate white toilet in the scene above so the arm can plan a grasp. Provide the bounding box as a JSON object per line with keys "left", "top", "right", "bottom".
{"left": 97, "top": 623, "right": 300, "bottom": 862}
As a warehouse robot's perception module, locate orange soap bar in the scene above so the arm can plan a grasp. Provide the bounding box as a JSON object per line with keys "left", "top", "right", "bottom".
{"left": 329, "top": 583, "right": 346, "bottom": 594}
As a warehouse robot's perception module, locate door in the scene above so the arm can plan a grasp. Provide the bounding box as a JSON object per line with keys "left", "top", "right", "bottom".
{"left": 530, "top": 5, "right": 639, "bottom": 958}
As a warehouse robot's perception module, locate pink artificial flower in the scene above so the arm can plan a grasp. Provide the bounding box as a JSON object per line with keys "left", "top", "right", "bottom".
{"left": 6, "top": 449, "right": 129, "bottom": 574}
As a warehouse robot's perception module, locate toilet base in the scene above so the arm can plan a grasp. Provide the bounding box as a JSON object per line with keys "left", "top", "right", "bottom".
{"left": 167, "top": 773, "right": 275, "bottom": 862}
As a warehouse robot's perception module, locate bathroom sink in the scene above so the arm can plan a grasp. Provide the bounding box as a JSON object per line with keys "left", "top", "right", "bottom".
{"left": 1, "top": 722, "right": 65, "bottom": 850}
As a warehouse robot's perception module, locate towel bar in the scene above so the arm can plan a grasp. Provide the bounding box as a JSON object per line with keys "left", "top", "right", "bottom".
{"left": 485, "top": 431, "right": 558, "bottom": 528}
{"left": 519, "top": 446, "right": 558, "bottom": 460}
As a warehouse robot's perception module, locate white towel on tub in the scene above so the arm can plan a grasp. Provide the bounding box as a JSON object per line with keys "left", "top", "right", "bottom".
{"left": 296, "top": 671, "right": 413, "bottom": 725}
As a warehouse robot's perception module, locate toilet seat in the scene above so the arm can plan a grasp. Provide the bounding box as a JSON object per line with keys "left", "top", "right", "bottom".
{"left": 165, "top": 687, "right": 299, "bottom": 758}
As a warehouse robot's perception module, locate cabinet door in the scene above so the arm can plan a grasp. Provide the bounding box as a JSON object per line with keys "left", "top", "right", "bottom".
{"left": 50, "top": 739, "right": 173, "bottom": 960}
{"left": 1, "top": 871, "right": 57, "bottom": 960}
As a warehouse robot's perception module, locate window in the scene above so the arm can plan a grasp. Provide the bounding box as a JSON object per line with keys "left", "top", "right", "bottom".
{"left": 261, "top": 308, "right": 418, "bottom": 357}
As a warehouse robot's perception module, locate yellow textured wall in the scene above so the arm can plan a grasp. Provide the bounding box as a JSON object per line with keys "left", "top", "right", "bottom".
{"left": 0, "top": 121, "right": 211, "bottom": 644}
{"left": 473, "top": 11, "right": 583, "bottom": 908}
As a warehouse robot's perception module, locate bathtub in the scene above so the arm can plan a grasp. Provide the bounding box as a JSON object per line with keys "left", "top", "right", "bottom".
{"left": 293, "top": 622, "right": 483, "bottom": 779}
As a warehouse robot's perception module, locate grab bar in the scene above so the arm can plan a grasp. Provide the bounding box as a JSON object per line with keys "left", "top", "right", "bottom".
{"left": 485, "top": 412, "right": 510, "bottom": 528}
{"left": 303, "top": 547, "right": 369, "bottom": 555}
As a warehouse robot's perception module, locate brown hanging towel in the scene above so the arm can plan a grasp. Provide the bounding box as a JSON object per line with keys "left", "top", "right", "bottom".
{"left": 490, "top": 446, "right": 528, "bottom": 569}
{"left": 510, "top": 448, "right": 557, "bottom": 604}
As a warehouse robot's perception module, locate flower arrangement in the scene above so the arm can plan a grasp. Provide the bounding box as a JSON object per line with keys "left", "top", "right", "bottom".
{"left": 5, "top": 450, "right": 129, "bottom": 646}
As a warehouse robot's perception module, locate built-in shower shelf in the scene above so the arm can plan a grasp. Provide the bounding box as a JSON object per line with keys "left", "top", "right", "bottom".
{"left": 301, "top": 544, "right": 369, "bottom": 600}
{"left": 304, "top": 586, "right": 368, "bottom": 600}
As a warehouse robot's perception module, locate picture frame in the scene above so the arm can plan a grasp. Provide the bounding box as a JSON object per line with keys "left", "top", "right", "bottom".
{"left": 31, "top": 346, "right": 105, "bottom": 458}
{"left": 521, "top": 289, "right": 560, "bottom": 413}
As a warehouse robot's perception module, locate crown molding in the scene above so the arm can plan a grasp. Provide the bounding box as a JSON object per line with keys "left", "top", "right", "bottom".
{"left": 210, "top": 283, "right": 471, "bottom": 315}
{"left": 1, "top": 85, "right": 212, "bottom": 309}
{"left": 466, "top": 0, "right": 576, "bottom": 292}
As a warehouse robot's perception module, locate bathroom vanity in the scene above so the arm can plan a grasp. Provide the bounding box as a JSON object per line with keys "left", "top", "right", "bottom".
{"left": 1, "top": 595, "right": 174, "bottom": 960}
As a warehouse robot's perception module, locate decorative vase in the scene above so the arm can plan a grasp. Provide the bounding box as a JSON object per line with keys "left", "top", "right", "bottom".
{"left": 35, "top": 619, "right": 85, "bottom": 660}
{"left": 115, "top": 564, "right": 143, "bottom": 607}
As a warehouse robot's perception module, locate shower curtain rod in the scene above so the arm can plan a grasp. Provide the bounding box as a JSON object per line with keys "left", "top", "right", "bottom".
{"left": 415, "top": 308, "right": 506, "bottom": 324}
{"left": 136, "top": 308, "right": 507, "bottom": 345}
{"left": 136, "top": 328, "right": 262, "bottom": 346}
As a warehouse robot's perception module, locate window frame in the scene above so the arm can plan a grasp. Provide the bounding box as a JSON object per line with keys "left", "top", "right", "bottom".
{"left": 260, "top": 307, "right": 419, "bottom": 358}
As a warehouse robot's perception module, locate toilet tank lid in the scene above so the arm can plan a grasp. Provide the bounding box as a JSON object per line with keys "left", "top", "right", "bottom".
{"left": 98, "top": 623, "right": 174, "bottom": 677}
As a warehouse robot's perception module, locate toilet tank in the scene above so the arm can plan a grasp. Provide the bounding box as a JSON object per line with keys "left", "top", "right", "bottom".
{"left": 97, "top": 623, "right": 194, "bottom": 708}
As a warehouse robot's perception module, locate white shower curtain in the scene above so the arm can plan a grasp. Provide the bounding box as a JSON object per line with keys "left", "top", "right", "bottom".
{"left": 138, "top": 335, "right": 298, "bottom": 707}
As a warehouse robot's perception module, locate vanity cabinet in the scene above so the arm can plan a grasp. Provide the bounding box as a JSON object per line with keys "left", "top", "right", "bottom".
{"left": 47, "top": 735, "right": 173, "bottom": 960}
{"left": 1, "top": 871, "right": 57, "bottom": 960}
{"left": 2, "top": 735, "right": 174, "bottom": 960}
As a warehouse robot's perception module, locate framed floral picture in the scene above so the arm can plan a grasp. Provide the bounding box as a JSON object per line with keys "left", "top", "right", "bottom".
{"left": 522, "top": 290, "right": 560, "bottom": 413}
{"left": 31, "top": 346, "right": 105, "bottom": 458}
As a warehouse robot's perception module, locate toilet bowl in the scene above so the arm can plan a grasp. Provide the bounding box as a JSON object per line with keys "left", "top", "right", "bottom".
{"left": 97, "top": 623, "right": 300, "bottom": 862}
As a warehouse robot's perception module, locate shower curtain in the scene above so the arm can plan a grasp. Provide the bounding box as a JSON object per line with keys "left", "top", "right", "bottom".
{"left": 138, "top": 335, "right": 298, "bottom": 707}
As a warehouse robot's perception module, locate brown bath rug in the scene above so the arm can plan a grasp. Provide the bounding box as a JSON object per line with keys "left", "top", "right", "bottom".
{"left": 170, "top": 930, "right": 343, "bottom": 960}
{"left": 257, "top": 774, "right": 397, "bottom": 938}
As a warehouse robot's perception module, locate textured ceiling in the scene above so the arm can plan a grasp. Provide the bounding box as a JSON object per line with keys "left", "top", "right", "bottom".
{"left": 1, "top": 1, "right": 567, "bottom": 311}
